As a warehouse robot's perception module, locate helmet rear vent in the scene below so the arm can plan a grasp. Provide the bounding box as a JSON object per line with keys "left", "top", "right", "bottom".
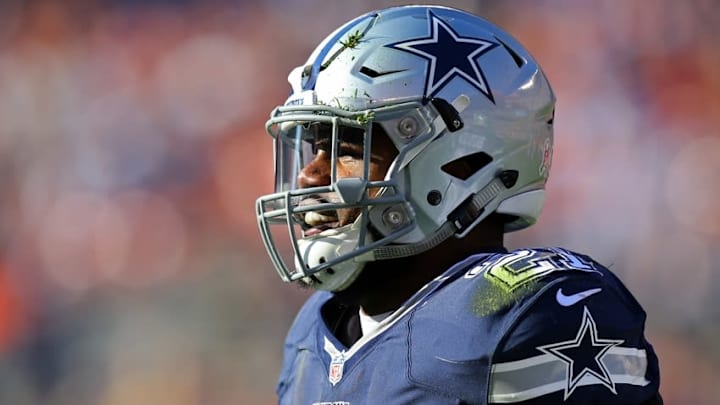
{"left": 441, "top": 152, "right": 493, "bottom": 180}
{"left": 495, "top": 37, "right": 526, "bottom": 68}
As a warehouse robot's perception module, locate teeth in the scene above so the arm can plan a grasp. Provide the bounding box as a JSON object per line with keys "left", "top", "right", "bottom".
{"left": 305, "top": 211, "right": 336, "bottom": 226}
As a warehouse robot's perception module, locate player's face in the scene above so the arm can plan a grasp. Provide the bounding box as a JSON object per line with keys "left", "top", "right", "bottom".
{"left": 296, "top": 125, "right": 396, "bottom": 236}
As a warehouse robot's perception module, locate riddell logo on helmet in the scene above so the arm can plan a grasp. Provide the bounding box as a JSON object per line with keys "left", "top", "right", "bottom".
{"left": 285, "top": 90, "right": 316, "bottom": 107}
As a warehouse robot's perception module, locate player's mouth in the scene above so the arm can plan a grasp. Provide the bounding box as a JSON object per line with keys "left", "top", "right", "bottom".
{"left": 303, "top": 211, "right": 340, "bottom": 237}
{"left": 299, "top": 195, "right": 360, "bottom": 237}
{"left": 299, "top": 195, "right": 340, "bottom": 237}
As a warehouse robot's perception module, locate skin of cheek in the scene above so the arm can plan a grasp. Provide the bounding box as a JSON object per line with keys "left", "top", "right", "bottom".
{"left": 335, "top": 157, "right": 388, "bottom": 226}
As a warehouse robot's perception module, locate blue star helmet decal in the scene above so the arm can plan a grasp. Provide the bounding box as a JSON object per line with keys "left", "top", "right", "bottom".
{"left": 388, "top": 10, "right": 499, "bottom": 102}
{"left": 537, "top": 306, "right": 625, "bottom": 400}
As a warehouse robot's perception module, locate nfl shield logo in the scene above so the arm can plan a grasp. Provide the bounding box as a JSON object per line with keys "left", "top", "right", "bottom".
{"left": 328, "top": 355, "right": 345, "bottom": 385}
{"left": 323, "top": 336, "right": 346, "bottom": 385}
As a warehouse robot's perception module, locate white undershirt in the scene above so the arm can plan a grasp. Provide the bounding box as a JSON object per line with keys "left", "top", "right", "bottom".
{"left": 358, "top": 307, "right": 393, "bottom": 336}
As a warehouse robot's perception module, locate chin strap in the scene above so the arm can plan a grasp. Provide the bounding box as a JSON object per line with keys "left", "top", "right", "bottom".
{"left": 372, "top": 220, "right": 457, "bottom": 260}
{"left": 370, "top": 173, "right": 512, "bottom": 261}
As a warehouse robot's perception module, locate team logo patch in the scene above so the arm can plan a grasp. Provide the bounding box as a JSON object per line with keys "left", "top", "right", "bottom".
{"left": 388, "top": 10, "right": 499, "bottom": 102}
{"left": 537, "top": 306, "right": 624, "bottom": 400}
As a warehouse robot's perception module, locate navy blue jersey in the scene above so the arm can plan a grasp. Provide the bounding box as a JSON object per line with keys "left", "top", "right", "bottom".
{"left": 277, "top": 248, "right": 662, "bottom": 404}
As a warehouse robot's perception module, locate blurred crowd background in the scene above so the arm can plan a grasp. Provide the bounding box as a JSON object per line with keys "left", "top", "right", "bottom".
{"left": 0, "top": 0, "right": 718, "bottom": 403}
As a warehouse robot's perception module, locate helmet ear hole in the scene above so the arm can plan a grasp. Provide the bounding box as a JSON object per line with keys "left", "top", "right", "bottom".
{"left": 440, "top": 152, "right": 493, "bottom": 180}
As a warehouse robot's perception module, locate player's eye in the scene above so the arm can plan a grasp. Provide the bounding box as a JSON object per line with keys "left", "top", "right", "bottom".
{"left": 304, "top": 123, "right": 329, "bottom": 154}
{"left": 313, "top": 138, "right": 331, "bottom": 154}
{"left": 306, "top": 122, "right": 366, "bottom": 157}
{"left": 338, "top": 144, "right": 364, "bottom": 160}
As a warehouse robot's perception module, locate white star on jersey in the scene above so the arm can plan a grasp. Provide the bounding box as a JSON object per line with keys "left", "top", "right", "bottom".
{"left": 537, "top": 306, "right": 624, "bottom": 399}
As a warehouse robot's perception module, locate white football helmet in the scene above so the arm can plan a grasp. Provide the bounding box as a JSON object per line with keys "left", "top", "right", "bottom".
{"left": 256, "top": 6, "right": 555, "bottom": 291}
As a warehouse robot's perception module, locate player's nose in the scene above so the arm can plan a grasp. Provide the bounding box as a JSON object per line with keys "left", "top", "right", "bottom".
{"left": 297, "top": 152, "right": 331, "bottom": 188}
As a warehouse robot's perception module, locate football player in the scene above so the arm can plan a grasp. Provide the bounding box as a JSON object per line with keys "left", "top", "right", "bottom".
{"left": 256, "top": 5, "right": 662, "bottom": 404}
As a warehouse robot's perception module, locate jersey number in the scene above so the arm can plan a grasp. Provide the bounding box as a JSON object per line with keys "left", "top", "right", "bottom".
{"left": 466, "top": 248, "right": 598, "bottom": 292}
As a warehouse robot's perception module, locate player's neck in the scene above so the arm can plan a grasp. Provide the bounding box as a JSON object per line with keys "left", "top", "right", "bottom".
{"left": 336, "top": 222, "right": 505, "bottom": 316}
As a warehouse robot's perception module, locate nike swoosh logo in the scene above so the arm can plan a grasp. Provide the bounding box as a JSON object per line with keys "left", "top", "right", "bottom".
{"left": 555, "top": 287, "right": 602, "bottom": 307}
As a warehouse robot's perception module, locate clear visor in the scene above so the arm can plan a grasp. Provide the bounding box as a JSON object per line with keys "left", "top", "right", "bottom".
{"left": 273, "top": 119, "right": 372, "bottom": 195}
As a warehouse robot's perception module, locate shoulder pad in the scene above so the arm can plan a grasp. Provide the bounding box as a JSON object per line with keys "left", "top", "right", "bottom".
{"left": 277, "top": 291, "right": 330, "bottom": 397}
{"left": 489, "top": 274, "right": 661, "bottom": 403}
{"left": 284, "top": 291, "right": 330, "bottom": 348}
{"left": 461, "top": 248, "right": 605, "bottom": 317}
